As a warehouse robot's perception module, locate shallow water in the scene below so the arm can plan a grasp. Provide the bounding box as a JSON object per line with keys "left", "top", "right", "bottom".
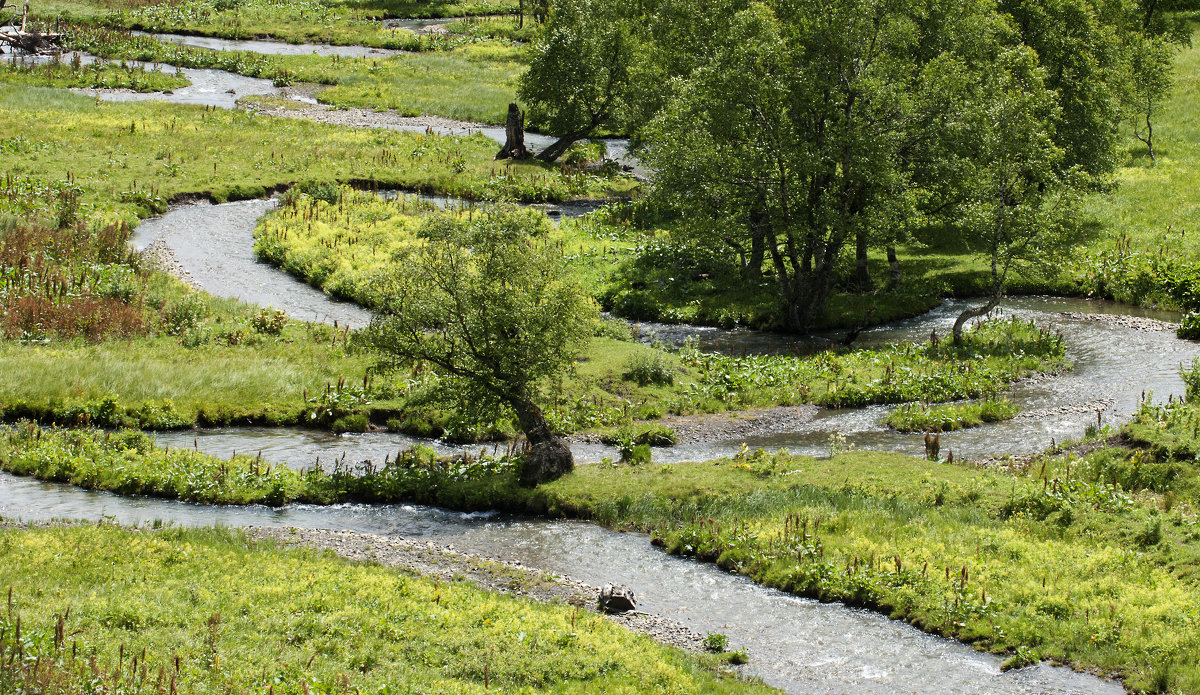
{"left": 0, "top": 471, "right": 1122, "bottom": 695}
{"left": 133, "top": 295, "right": 1200, "bottom": 467}
{"left": 130, "top": 198, "right": 373, "bottom": 327}
{"left": 134, "top": 31, "right": 406, "bottom": 58}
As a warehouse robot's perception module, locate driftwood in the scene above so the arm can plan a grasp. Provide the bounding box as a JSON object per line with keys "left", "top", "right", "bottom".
{"left": 0, "top": 0, "right": 63, "bottom": 54}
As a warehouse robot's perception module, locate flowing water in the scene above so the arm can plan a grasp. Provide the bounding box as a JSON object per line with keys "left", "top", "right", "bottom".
{"left": 129, "top": 198, "right": 373, "bottom": 327}
{"left": 0, "top": 471, "right": 1123, "bottom": 695}
{"left": 1, "top": 37, "right": 1172, "bottom": 695}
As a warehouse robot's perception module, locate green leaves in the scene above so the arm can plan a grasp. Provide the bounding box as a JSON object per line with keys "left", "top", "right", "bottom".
{"left": 363, "top": 206, "right": 597, "bottom": 416}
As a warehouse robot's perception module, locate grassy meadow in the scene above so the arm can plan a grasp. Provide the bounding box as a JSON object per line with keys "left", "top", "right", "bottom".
{"left": 0, "top": 83, "right": 620, "bottom": 227}
{"left": 0, "top": 524, "right": 772, "bottom": 695}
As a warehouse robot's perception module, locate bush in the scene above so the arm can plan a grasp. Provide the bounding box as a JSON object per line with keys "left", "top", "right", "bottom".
{"left": 702, "top": 633, "right": 728, "bottom": 653}
{"left": 622, "top": 351, "right": 676, "bottom": 386}
{"left": 251, "top": 308, "right": 288, "bottom": 335}
{"left": 161, "top": 292, "right": 207, "bottom": 335}
{"left": 601, "top": 424, "right": 678, "bottom": 447}
{"left": 1179, "top": 313, "right": 1200, "bottom": 340}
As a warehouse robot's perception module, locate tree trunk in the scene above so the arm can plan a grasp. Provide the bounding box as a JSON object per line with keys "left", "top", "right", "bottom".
{"left": 495, "top": 103, "right": 531, "bottom": 160}
{"left": 512, "top": 399, "right": 573, "bottom": 486}
{"left": 747, "top": 229, "right": 766, "bottom": 279}
{"left": 537, "top": 129, "right": 590, "bottom": 163}
{"left": 854, "top": 230, "right": 871, "bottom": 291}
{"left": 886, "top": 245, "right": 900, "bottom": 290}
{"left": 952, "top": 295, "right": 999, "bottom": 345}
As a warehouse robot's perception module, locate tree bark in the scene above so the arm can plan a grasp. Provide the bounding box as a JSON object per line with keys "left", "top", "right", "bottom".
{"left": 512, "top": 398, "right": 573, "bottom": 486}
{"left": 952, "top": 295, "right": 999, "bottom": 345}
{"left": 537, "top": 129, "right": 590, "bottom": 162}
{"left": 854, "top": 230, "right": 871, "bottom": 291}
{"left": 495, "top": 103, "right": 531, "bottom": 160}
{"left": 886, "top": 245, "right": 900, "bottom": 290}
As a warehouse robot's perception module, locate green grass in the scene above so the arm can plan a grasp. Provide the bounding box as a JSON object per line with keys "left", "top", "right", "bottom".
{"left": 105, "top": 1, "right": 532, "bottom": 49}
{"left": 0, "top": 524, "right": 774, "bottom": 695}
{"left": 0, "top": 82, "right": 617, "bottom": 226}
{"left": 885, "top": 398, "right": 1020, "bottom": 433}
{"left": 0, "top": 56, "right": 189, "bottom": 91}
{"left": 0, "top": 424, "right": 523, "bottom": 506}
{"left": 36, "top": 0, "right": 518, "bottom": 23}
{"left": 472, "top": 447, "right": 1198, "bottom": 693}
{"left": 65, "top": 27, "right": 527, "bottom": 123}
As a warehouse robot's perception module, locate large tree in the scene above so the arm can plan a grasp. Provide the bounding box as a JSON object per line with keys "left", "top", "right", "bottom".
{"left": 517, "top": 0, "right": 641, "bottom": 162}
{"left": 643, "top": 0, "right": 966, "bottom": 332}
{"left": 361, "top": 208, "right": 597, "bottom": 486}
{"left": 948, "top": 48, "right": 1085, "bottom": 343}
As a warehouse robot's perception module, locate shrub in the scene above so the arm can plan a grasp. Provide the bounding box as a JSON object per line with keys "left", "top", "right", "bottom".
{"left": 1178, "top": 313, "right": 1200, "bottom": 340}
{"left": 702, "top": 633, "right": 728, "bottom": 653}
{"left": 161, "top": 292, "right": 207, "bottom": 335}
{"left": 251, "top": 308, "right": 288, "bottom": 335}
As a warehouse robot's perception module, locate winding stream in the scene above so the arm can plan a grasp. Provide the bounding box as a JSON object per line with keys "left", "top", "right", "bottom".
{"left": 38, "top": 196, "right": 1193, "bottom": 693}
{"left": 3, "top": 34, "right": 1179, "bottom": 695}
{"left": 0, "top": 471, "right": 1122, "bottom": 695}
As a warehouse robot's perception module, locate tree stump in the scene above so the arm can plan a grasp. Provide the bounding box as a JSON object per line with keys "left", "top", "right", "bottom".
{"left": 495, "top": 102, "right": 531, "bottom": 160}
{"left": 597, "top": 584, "right": 636, "bottom": 613}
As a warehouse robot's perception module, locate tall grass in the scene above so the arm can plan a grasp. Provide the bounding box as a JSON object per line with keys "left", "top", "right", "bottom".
{"left": 0, "top": 524, "right": 772, "bottom": 695}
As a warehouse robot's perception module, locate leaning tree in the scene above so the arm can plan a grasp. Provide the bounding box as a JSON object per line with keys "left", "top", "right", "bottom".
{"left": 361, "top": 207, "right": 596, "bottom": 486}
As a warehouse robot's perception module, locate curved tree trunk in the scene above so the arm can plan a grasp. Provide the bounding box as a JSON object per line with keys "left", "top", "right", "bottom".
{"left": 952, "top": 295, "right": 999, "bottom": 345}
{"left": 495, "top": 103, "right": 531, "bottom": 160}
{"left": 512, "top": 398, "right": 573, "bottom": 486}
{"left": 537, "top": 129, "right": 591, "bottom": 163}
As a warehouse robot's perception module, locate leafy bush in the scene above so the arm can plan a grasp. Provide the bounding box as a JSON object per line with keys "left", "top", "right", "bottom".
{"left": 1178, "top": 313, "right": 1200, "bottom": 340}
{"left": 161, "top": 292, "right": 207, "bottom": 335}
{"left": 885, "top": 399, "right": 1020, "bottom": 433}
{"left": 702, "top": 633, "right": 728, "bottom": 653}
{"left": 601, "top": 423, "right": 678, "bottom": 447}
{"left": 250, "top": 308, "right": 288, "bottom": 335}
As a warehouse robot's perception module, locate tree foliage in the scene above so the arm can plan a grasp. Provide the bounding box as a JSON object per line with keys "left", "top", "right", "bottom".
{"left": 517, "top": 0, "right": 641, "bottom": 161}
{"left": 361, "top": 207, "right": 597, "bottom": 484}
{"left": 520, "top": 0, "right": 1178, "bottom": 331}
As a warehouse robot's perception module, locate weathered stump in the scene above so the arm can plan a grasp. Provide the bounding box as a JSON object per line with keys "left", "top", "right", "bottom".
{"left": 597, "top": 584, "right": 636, "bottom": 613}
{"left": 495, "top": 102, "right": 531, "bottom": 160}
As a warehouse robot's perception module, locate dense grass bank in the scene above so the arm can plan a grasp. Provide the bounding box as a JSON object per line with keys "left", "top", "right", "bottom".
{"left": 37, "top": 0, "right": 520, "bottom": 31}
{"left": 7, "top": 414, "right": 1198, "bottom": 691}
{"left": 505, "top": 446, "right": 1198, "bottom": 693}
{"left": 0, "top": 84, "right": 609, "bottom": 226}
{"left": 0, "top": 424, "right": 521, "bottom": 505}
{"left": 0, "top": 55, "right": 188, "bottom": 91}
{"left": 885, "top": 399, "right": 1021, "bottom": 433}
{"left": 0, "top": 524, "right": 771, "bottom": 695}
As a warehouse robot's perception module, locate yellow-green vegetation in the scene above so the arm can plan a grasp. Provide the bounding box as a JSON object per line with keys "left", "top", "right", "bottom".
{"left": 885, "top": 399, "right": 1020, "bottom": 433}
{"left": 66, "top": 27, "right": 527, "bottom": 123}
{"left": 107, "top": 2, "right": 531, "bottom": 49}
{"left": 0, "top": 84, "right": 612, "bottom": 226}
{"left": 0, "top": 524, "right": 773, "bottom": 695}
{"left": 1069, "top": 26, "right": 1200, "bottom": 310}
{"left": 36, "top": 0, "right": 518, "bottom": 23}
{"left": 0, "top": 55, "right": 189, "bottom": 91}
{"left": 0, "top": 424, "right": 524, "bottom": 505}
{"left": 490, "top": 444, "right": 1200, "bottom": 692}
{"left": 254, "top": 187, "right": 632, "bottom": 306}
